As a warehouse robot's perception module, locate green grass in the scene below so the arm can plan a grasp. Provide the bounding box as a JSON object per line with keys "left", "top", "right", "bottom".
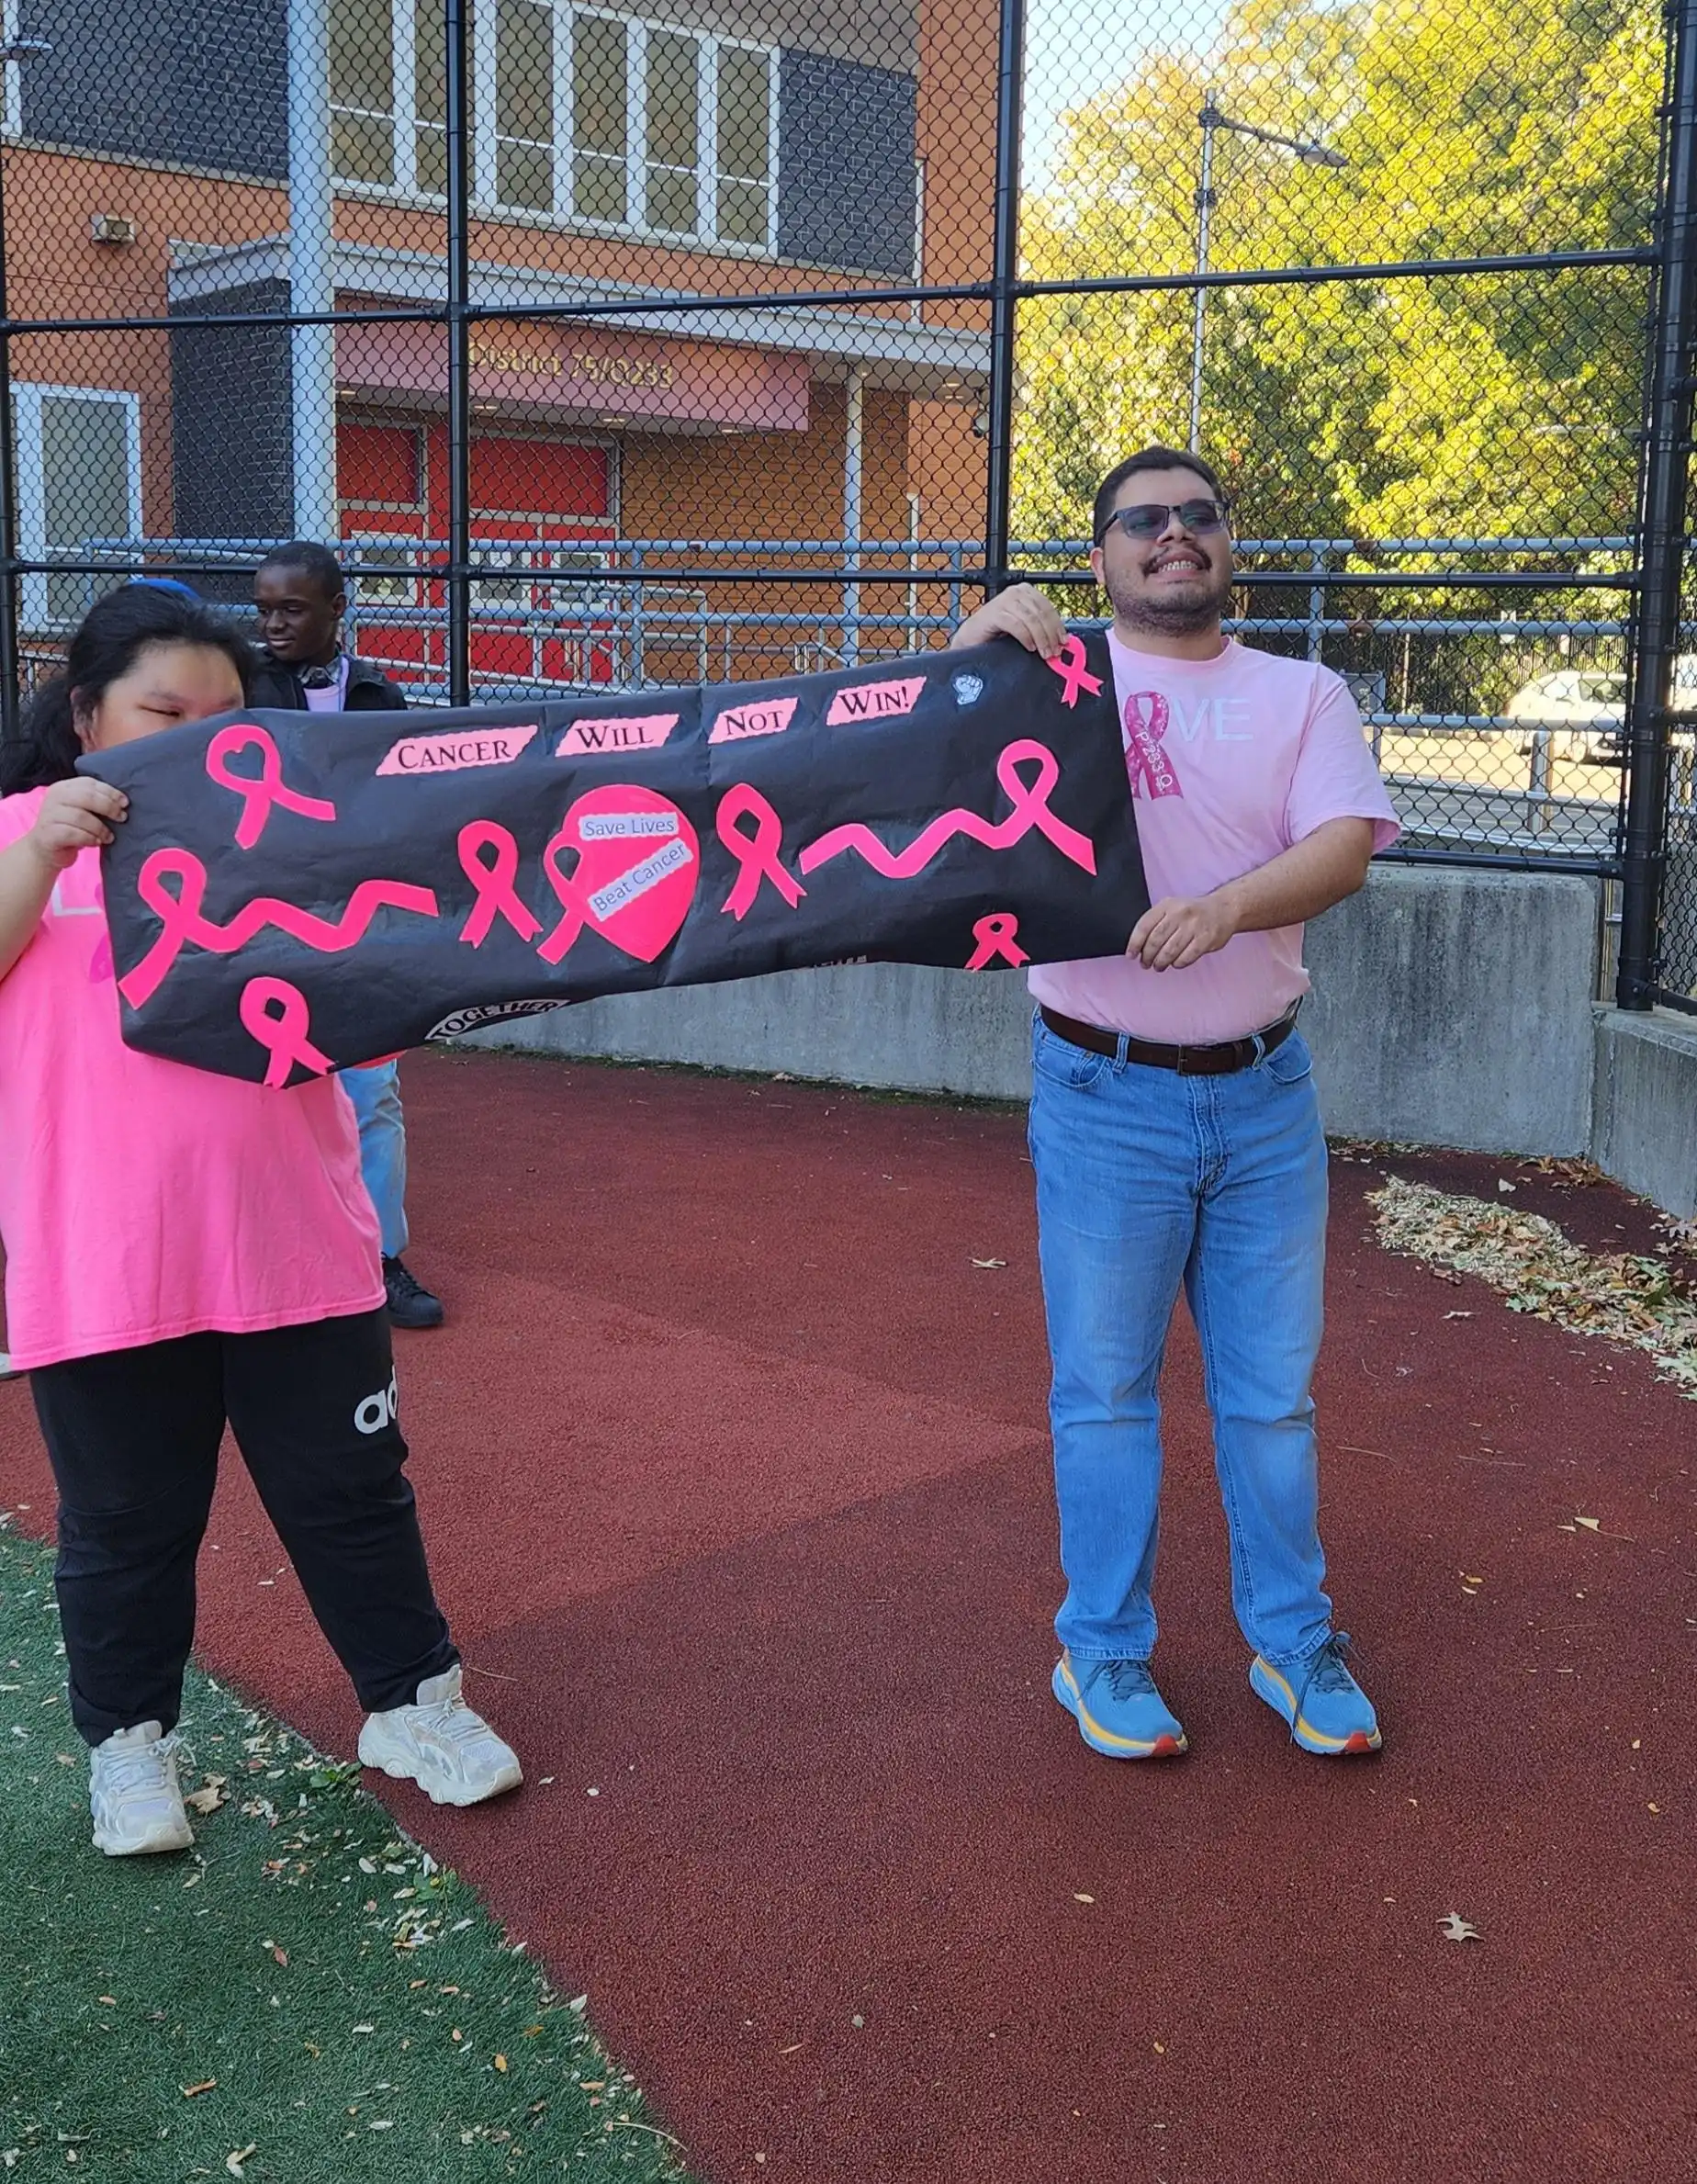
{"left": 0, "top": 1519, "right": 691, "bottom": 2183}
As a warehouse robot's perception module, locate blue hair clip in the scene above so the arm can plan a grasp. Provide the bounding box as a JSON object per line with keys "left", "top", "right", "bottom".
{"left": 128, "top": 577, "right": 200, "bottom": 600}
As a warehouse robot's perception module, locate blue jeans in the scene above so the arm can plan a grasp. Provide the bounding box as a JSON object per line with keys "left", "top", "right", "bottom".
{"left": 341, "top": 1061, "right": 410, "bottom": 1261}
{"left": 1028, "top": 1015, "right": 1333, "bottom": 1669}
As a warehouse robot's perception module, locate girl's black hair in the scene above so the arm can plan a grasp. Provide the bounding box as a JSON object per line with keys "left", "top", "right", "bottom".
{"left": 0, "top": 582, "right": 253, "bottom": 794}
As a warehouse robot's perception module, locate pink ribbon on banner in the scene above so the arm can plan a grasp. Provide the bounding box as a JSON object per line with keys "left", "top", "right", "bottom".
{"left": 965, "top": 912, "right": 1028, "bottom": 969}
{"left": 458, "top": 821, "right": 542, "bottom": 946}
{"left": 716, "top": 783, "right": 806, "bottom": 920}
{"left": 1123, "top": 692, "right": 1184, "bottom": 799}
{"left": 798, "top": 739, "right": 1096, "bottom": 881}
{"left": 1044, "top": 635, "right": 1104, "bottom": 708}
{"left": 118, "top": 848, "right": 439, "bottom": 1008}
{"left": 206, "top": 724, "right": 338, "bottom": 849}
{"left": 239, "top": 976, "right": 336, "bottom": 1087}
{"left": 535, "top": 821, "right": 588, "bottom": 965}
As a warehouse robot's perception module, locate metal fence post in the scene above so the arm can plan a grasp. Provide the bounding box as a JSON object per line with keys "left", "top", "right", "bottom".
{"left": 1617, "top": 0, "right": 1697, "bottom": 1008}
{"left": 981, "top": 0, "right": 1027, "bottom": 599}
{"left": 444, "top": 0, "right": 473, "bottom": 710}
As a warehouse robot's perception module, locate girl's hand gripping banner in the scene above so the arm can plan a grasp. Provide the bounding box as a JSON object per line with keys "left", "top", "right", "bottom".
{"left": 84, "top": 631, "right": 1148, "bottom": 1087}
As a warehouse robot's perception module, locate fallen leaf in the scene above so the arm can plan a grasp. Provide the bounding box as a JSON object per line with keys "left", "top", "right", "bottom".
{"left": 1497, "top": 1179, "right": 1516, "bottom": 1194}
{"left": 1073, "top": 1893, "right": 1096, "bottom": 1904}
{"left": 1574, "top": 1515, "right": 1601, "bottom": 1532}
{"left": 1438, "top": 1913, "right": 1481, "bottom": 1942}
{"left": 226, "top": 2148, "right": 257, "bottom": 2178}
{"left": 96, "top": 1997, "right": 117, "bottom": 2008}
{"left": 970, "top": 1258, "right": 1006, "bottom": 1269}
{"left": 185, "top": 1778, "right": 228, "bottom": 1818}
{"left": 270, "top": 1947, "right": 288, "bottom": 1967}
{"left": 493, "top": 2055, "right": 509, "bottom": 2073}
{"left": 1443, "top": 1311, "right": 1473, "bottom": 1320}
{"left": 180, "top": 2080, "right": 218, "bottom": 2099}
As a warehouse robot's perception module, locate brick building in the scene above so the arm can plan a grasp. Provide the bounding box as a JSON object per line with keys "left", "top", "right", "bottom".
{"left": 2, "top": 0, "right": 995, "bottom": 689}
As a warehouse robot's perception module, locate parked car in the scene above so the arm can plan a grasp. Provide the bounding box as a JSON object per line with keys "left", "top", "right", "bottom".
{"left": 1508, "top": 659, "right": 1697, "bottom": 766}
{"left": 1506, "top": 669, "right": 1627, "bottom": 762}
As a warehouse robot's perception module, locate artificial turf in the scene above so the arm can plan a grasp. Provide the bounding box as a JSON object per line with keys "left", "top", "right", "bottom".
{"left": 0, "top": 1519, "right": 690, "bottom": 2182}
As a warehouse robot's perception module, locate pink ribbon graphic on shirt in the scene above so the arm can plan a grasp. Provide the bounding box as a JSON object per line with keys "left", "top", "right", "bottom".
{"left": 1044, "top": 635, "right": 1104, "bottom": 709}
{"left": 239, "top": 976, "right": 336, "bottom": 1087}
{"left": 798, "top": 739, "right": 1096, "bottom": 880}
{"left": 965, "top": 911, "right": 1028, "bottom": 969}
{"left": 717, "top": 784, "right": 806, "bottom": 919}
{"left": 206, "top": 724, "right": 339, "bottom": 849}
{"left": 118, "top": 848, "right": 440, "bottom": 1008}
{"left": 1124, "top": 692, "right": 1185, "bottom": 800}
{"left": 457, "top": 821, "right": 542, "bottom": 947}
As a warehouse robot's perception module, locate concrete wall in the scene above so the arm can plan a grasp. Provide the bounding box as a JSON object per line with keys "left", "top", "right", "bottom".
{"left": 1592, "top": 1008, "right": 1697, "bottom": 1218}
{"left": 467, "top": 862, "right": 1605, "bottom": 1158}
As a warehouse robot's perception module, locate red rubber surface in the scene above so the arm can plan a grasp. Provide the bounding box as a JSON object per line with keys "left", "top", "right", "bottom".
{"left": 3, "top": 1047, "right": 1693, "bottom": 2181}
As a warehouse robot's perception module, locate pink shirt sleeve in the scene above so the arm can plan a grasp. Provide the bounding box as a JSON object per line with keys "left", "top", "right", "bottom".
{"left": 1285, "top": 672, "right": 1401, "bottom": 854}
{"left": 0, "top": 787, "right": 45, "bottom": 853}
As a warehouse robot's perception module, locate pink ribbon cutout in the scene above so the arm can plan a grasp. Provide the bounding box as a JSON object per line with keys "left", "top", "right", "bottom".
{"left": 716, "top": 784, "right": 806, "bottom": 920}
{"left": 1045, "top": 636, "right": 1104, "bottom": 709}
{"left": 118, "top": 848, "right": 439, "bottom": 1009}
{"left": 239, "top": 976, "right": 336, "bottom": 1087}
{"left": 536, "top": 821, "right": 588, "bottom": 965}
{"left": 458, "top": 821, "right": 542, "bottom": 946}
{"left": 965, "top": 912, "right": 1028, "bottom": 970}
{"left": 207, "top": 724, "right": 338, "bottom": 849}
{"left": 1124, "top": 692, "right": 1184, "bottom": 800}
{"left": 798, "top": 739, "right": 1096, "bottom": 881}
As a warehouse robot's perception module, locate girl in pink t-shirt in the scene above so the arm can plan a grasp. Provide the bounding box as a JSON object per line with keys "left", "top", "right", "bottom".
{"left": 0, "top": 583, "right": 521, "bottom": 1856}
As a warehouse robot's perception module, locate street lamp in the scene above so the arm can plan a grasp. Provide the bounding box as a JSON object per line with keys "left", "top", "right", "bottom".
{"left": 1188, "top": 90, "right": 1347, "bottom": 454}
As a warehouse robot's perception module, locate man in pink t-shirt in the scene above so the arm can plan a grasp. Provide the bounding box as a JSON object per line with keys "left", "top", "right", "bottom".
{"left": 952, "top": 445, "right": 1400, "bottom": 1763}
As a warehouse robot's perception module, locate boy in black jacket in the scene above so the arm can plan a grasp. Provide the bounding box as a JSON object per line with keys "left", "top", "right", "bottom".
{"left": 251, "top": 542, "right": 444, "bottom": 1332}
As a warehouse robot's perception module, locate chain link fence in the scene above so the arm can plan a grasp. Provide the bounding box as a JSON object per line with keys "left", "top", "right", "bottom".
{"left": 0, "top": 0, "right": 1692, "bottom": 1001}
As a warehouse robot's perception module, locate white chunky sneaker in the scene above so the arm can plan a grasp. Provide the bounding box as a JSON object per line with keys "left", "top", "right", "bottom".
{"left": 89, "top": 1721, "right": 195, "bottom": 1856}
{"left": 357, "top": 1665, "right": 523, "bottom": 1807}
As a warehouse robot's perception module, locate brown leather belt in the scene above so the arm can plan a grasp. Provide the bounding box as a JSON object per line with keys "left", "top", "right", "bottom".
{"left": 1039, "top": 1004, "right": 1298, "bottom": 1076}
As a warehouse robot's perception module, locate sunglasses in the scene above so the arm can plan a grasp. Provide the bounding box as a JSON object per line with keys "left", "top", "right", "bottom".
{"left": 1097, "top": 499, "right": 1231, "bottom": 544}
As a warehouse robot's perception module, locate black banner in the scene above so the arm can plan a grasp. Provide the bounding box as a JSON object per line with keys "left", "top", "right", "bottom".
{"left": 84, "top": 634, "right": 1145, "bottom": 1086}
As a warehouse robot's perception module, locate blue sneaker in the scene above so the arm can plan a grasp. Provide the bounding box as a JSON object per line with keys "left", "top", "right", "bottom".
{"left": 1051, "top": 1649, "right": 1187, "bottom": 1759}
{"left": 1250, "top": 1635, "right": 1382, "bottom": 1755}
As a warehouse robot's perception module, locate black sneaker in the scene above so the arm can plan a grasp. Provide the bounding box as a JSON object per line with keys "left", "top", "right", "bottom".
{"left": 383, "top": 1255, "right": 444, "bottom": 1330}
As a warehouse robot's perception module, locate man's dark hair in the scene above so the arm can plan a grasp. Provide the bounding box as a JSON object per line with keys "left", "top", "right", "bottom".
{"left": 1092, "top": 446, "right": 1229, "bottom": 545}
{"left": 255, "top": 539, "right": 345, "bottom": 600}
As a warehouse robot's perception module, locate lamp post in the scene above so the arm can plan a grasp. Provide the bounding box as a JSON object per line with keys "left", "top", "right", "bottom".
{"left": 0, "top": 37, "right": 53, "bottom": 741}
{"left": 1188, "top": 91, "right": 1346, "bottom": 454}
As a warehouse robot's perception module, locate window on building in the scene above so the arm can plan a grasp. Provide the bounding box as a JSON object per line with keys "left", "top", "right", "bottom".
{"left": 329, "top": 2, "right": 775, "bottom": 251}
{"left": 11, "top": 387, "right": 142, "bottom": 632}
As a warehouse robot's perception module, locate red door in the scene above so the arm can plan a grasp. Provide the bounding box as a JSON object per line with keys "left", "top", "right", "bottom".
{"left": 340, "top": 420, "right": 617, "bottom": 699}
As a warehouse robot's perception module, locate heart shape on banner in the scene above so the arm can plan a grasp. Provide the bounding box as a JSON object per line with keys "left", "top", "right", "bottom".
{"left": 538, "top": 782, "right": 701, "bottom": 965}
